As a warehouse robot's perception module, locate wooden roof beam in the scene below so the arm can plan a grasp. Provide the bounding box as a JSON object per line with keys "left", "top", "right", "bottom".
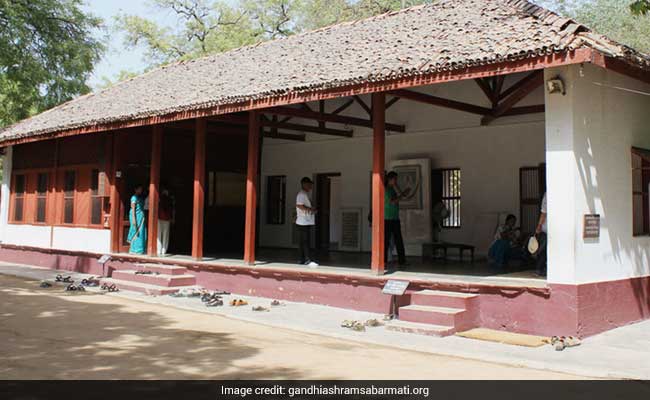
{"left": 475, "top": 78, "right": 495, "bottom": 103}
{"left": 266, "top": 106, "right": 405, "bottom": 132}
{"left": 354, "top": 95, "right": 371, "bottom": 115}
{"left": 332, "top": 99, "right": 354, "bottom": 115}
{"left": 261, "top": 120, "right": 353, "bottom": 137}
{"left": 385, "top": 96, "right": 400, "bottom": 110}
{"left": 482, "top": 72, "right": 544, "bottom": 125}
{"left": 388, "top": 89, "right": 492, "bottom": 115}
{"left": 498, "top": 71, "right": 543, "bottom": 101}
{"left": 263, "top": 131, "right": 306, "bottom": 141}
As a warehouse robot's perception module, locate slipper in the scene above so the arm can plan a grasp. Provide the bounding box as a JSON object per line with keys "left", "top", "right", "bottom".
{"left": 108, "top": 284, "right": 119, "bottom": 292}
{"left": 39, "top": 281, "right": 52, "bottom": 288}
{"left": 55, "top": 275, "right": 63, "bottom": 282}
{"left": 252, "top": 306, "right": 269, "bottom": 312}
{"left": 62, "top": 276, "right": 73, "bottom": 283}
{"left": 65, "top": 284, "right": 84, "bottom": 292}
{"left": 350, "top": 322, "right": 366, "bottom": 332}
{"left": 383, "top": 314, "right": 395, "bottom": 321}
{"left": 563, "top": 336, "right": 581, "bottom": 347}
{"left": 364, "top": 319, "right": 382, "bottom": 327}
{"left": 229, "top": 299, "right": 248, "bottom": 307}
{"left": 270, "top": 300, "right": 285, "bottom": 306}
{"left": 205, "top": 298, "right": 223, "bottom": 307}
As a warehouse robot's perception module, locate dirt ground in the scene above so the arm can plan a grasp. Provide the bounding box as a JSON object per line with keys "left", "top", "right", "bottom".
{"left": 0, "top": 275, "right": 586, "bottom": 380}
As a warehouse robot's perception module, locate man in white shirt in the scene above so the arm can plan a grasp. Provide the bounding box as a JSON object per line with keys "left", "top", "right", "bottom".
{"left": 296, "top": 177, "right": 318, "bottom": 267}
{"left": 535, "top": 193, "right": 548, "bottom": 277}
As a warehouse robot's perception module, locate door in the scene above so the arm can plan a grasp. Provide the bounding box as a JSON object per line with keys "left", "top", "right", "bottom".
{"left": 119, "top": 165, "right": 150, "bottom": 253}
{"left": 315, "top": 173, "right": 340, "bottom": 250}
{"left": 519, "top": 163, "right": 546, "bottom": 235}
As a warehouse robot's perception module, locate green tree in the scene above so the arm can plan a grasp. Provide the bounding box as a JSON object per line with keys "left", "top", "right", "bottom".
{"left": 630, "top": 0, "right": 650, "bottom": 15}
{"left": 0, "top": 0, "right": 104, "bottom": 127}
{"left": 536, "top": 0, "right": 650, "bottom": 53}
{"left": 115, "top": 0, "right": 433, "bottom": 73}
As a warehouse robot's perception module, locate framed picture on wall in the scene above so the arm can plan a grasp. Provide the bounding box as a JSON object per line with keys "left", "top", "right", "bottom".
{"left": 392, "top": 164, "right": 423, "bottom": 210}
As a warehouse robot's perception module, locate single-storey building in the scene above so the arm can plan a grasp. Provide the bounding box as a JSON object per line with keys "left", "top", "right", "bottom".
{"left": 1, "top": 0, "right": 650, "bottom": 337}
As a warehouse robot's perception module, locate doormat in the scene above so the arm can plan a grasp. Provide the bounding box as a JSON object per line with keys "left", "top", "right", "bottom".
{"left": 456, "top": 328, "right": 548, "bottom": 347}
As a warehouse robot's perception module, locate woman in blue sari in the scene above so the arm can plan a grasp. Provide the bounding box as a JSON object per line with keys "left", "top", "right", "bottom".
{"left": 128, "top": 185, "right": 147, "bottom": 254}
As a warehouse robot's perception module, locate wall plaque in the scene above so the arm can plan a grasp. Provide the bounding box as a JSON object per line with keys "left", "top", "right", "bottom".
{"left": 583, "top": 214, "right": 600, "bottom": 239}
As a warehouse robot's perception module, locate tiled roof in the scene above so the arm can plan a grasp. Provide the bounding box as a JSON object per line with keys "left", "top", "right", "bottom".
{"left": 1, "top": 0, "right": 648, "bottom": 144}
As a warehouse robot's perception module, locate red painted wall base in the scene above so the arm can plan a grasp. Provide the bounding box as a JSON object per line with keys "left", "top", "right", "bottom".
{"left": 1, "top": 245, "right": 648, "bottom": 338}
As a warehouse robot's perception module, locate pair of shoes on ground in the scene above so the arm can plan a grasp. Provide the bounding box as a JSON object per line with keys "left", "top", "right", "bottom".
{"left": 80, "top": 277, "right": 100, "bottom": 287}
{"left": 100, "top": 283, "right": 119, "bottom": 292}
{"left": 546, "top": 336, "right": 581, "bottom": 351}
{"left": 55, "top": 275, "right": 73, "bottom": 283}
{"left": 65, "top": 284, "right": 85, "bottom": 292}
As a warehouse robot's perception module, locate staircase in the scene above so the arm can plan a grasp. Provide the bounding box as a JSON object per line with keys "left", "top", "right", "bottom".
{"left": 100, "top": 263, "right": 198, "bottom": 296}
{"left": 387, "top": 290, "right": 479, "bottom": 337}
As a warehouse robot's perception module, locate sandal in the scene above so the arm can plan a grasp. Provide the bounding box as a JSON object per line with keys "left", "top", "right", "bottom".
{"left": 252, "top": 306, "right": 269, "bottom": 312}
{"left": 205, "top": 298, "right": 224, "bottom": 307}
{"left": 270, "top": 300, "right": 285, "bottom": 306}
{"left": 364, "top": 319, "right": 382, "bottom": 327}
{"left": 229, "top": 299, "right": 248, "bottom": 307}
{"left": 56, "top": 275, "right": 73, "bottom": 283}
{"left": 39, "top": 281, "right": 52, "bottom": 288}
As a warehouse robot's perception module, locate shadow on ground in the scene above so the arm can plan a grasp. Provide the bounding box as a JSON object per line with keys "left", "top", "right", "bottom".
{"left": 0, "top": 276, "right": 304, "bottom": 379}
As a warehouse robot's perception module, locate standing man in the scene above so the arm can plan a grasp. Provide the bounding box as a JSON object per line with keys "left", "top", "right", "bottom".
{"left": 535, "top": 192, "right": 548, "bottom": 277}
{"left": 296, "top": 177, "right": 318, "bottom": 267}
{"left": 385, "top": 171, "right": 409, "bottom": 268}
{"left": 157, "top": 188, "right": 175, "bottom": 256}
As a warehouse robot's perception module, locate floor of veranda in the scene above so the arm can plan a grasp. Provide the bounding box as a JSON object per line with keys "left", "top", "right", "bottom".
{"left": 117, "top": 247, "right": 546, "bottom": 289}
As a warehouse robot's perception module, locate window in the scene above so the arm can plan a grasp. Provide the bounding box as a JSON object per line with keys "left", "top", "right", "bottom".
{"left": 90, "top": 169, "right": 103, "bottom": 225}
{"left": 266, "top": 175, "right": 286, "bottom": 224}
{"left": 63, "top": 170, "right": 76, "bottom": 224}
{"left": 632, "top": 147, "right": 650, "bottom": 236}
{"left": 432, "top": 168, "right": 461, "bottom": 228}
{"left": 12, "top": 174, "right": 26, "bottom": 222}
{"left": 36, "top": 173, "right": 48, "bottom": 223}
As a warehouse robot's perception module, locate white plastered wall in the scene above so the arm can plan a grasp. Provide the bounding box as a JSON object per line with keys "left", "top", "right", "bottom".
{"left": 260, "top": 75, "right": 546, "bottom": 255}
{"left": 545, "top": 63, "right": 650, "bottom": 284}
{"left": 0, "top": 144, "right": 111, "bottom": 254}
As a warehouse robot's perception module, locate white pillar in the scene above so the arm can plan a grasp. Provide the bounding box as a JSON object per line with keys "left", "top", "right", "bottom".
{"left": 0, "top": 146, "right": 13, "bottom": 243}
{"left": 544, "top": 67, "right": 578, "bottom": 284}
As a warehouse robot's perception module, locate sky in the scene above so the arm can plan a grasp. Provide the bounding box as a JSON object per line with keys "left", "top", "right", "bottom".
{"left": 82, "top": 0, "right": 173, "bottom": 89}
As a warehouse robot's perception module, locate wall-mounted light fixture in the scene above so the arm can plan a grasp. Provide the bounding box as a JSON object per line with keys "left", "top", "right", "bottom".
{"left": 546, "top": 76, "right": 566, "bottom": 95}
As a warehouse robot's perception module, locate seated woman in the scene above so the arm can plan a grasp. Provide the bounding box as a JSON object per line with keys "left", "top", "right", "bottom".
{"left": 488, "top": 214, "right": 521, "bottom": 269}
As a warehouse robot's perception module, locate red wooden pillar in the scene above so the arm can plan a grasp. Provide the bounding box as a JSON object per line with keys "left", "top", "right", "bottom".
{"left": 192, "top": 119, "right": 207, "bottom": 260}
{"left": 371, "top": 92, "right": 386, "bottom": 274}
{"left": 147, "top": 125, "right": 163, "bottom": 256}
{"left": 244, "top": 111, "right": 260, "bottom": 265}
{"left": 109, "top": 132, "right": 123, "bottom": 253}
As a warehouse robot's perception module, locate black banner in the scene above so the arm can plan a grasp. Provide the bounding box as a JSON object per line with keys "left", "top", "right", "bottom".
{"left": 1, "top": 380, "right": 648, "bottom": 400}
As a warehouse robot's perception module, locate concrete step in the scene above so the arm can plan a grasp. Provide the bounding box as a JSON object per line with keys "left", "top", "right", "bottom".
{"left": 112, "top": 270, "right": 196, "bottom": 287}
{"left": 386, "top": 320, "right": 456, "bottom": 337}
{"left": 100, "top": 278, "right": 182, "bottom": 296}
{"left": 411, "top": 290, "right": 478, "bottom": 309}
{"left": 398, "top": 304, "right": 467, "bottom": 327}
{"left": 135, "top": 263, "right": 188, "bottom": 276}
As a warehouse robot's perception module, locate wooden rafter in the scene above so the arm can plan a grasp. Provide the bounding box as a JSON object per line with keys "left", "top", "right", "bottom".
{"left": 354, "top": 95, "right": 371, "bottom": 115}
{"left": 332, "top": 99, "right": 354, "bottom": 115}
{"left": 482, "top": 71, "right": 544, "bottom": 125}
{"left": 388, "top": 89, "right": 492, "bottom": 115}
{"left": 501, "top": 104, "right": 545, "bottom": 116}
{"left": 385, "top": 96, "right": 400, "bottom": 110}
{"left": 475, "top": 78, "right": 494, "bottom": 103}
{"left": 261, "top": 120, "right": 353, "bottom": 137}
{"left": 263, "top": 131, "right": 306, "bottom": 141}
{"left": 493, "top": 76, "right": 505, "bottom": 107}
{"left": 498, "top": 71, "right": 543, "bottom": 102}
{"left": 267, "top": 106, "right": 405, "bottom": 132}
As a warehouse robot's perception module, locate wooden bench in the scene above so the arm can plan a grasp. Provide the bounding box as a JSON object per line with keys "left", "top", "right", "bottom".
{"left": 424, "top": 242, "right": 475, "bottom": 263}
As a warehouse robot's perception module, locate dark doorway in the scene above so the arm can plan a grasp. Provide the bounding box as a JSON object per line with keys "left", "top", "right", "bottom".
{"left": 315, "top": 173, "right": 341, "bottom": 250}
{"left": 519, "top": 163, "right": 546, "bottom": 236}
